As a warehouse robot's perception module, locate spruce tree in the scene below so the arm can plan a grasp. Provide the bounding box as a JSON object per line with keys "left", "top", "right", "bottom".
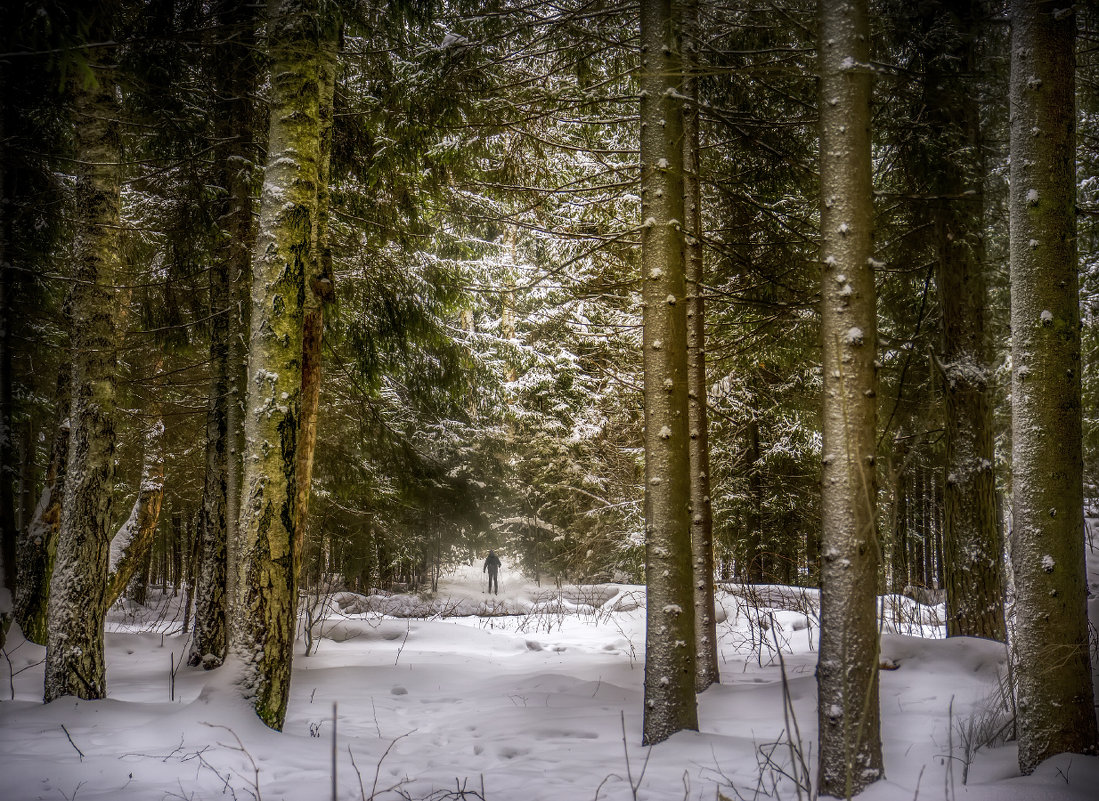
{"left": 639, "top": 0, "right": 698, "bottom": 746}
{"left": 44, "top": 7, "right": 124, "bottom": 702}
{"left": 682, "top": 0, "right": 719, "bottom": 692}
{"left": 1008, "top": 0, "right": 1099, "bottom": 772}
{"left": 815, "top": 0, "right": 884, "bottom": 793}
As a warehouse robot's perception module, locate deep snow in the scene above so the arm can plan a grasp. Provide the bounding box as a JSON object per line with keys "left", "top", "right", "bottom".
{"left": 2, "top": 548, "right": 1098, "bottom": 801}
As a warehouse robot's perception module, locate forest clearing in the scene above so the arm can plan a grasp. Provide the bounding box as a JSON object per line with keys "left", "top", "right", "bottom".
{"left": 3, "top": 0, "right": 1099, "bottom": 798}
{"left": 3, "top": 553, "right": 1098, "bottom": 801}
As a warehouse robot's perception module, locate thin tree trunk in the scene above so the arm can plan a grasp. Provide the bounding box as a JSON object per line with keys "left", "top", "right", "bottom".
{"left": 18, "top": 417, "right": 35, "bottom": 531}
{"left": 682, "top": 0, "right": 718, "bottom": 694}
{"left": 191, "top": 224, "right": 231, "bottom": 662}
{"left": 890, "top": 452, "right": 909, "bottom": 595}
{"left": 15, "top": 407, "right": 68, "bottom": 645}
{"left": 44, "top": 32, "right": 123, "bottom": 702}
{"left": 815, "top": 0, "right": 884, "bottom": 793}
{"left": 192, "top": 0, "right": 260, "bottom": 669}
{"left": 746, "top": 417, "right": 764, "bottom": 582}
{"left": 0, "top": 115, "right": 13, "bottom": 647}
{"left": 106, "top": 415, "right": 165, "bottom": 606}
{"left": 232, "top": 0, "right": 338, "bottom": 731}
{"left": 1008, "top": 0, "right": 1098, "bottom": 772}
{"left": 639, "top": 0, "right": 697, "bottom": 746}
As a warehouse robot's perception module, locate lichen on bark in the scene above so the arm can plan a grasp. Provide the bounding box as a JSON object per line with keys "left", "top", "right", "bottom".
{"left": 231, "top": 0, "right": 339, "bottom": 731}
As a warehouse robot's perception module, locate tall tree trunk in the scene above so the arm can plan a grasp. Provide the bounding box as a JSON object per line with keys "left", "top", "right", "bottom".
{"left": 1008, "top": 0, "right": 1099, "bottom": 773}
{"left": 191, "top": 221, "right": 231, "bottom": 663}
{"left": 44, "top": 34, "right": 123, "bottom": 702}
{"left": 106, "top": 416, "right": 165, "bottom": 606}
{"left": 293, "top": 26, "right": 338, "bottom": 571}
{"left": 639, "top": 0, "right": 698, "bottom": 746}
{"left": 191, "top": 0, "right": 261, "bottom": 669}
{"left": 815, "top": 0, "right": 884, "bottom": 794}
{"left": 232, "top": 0, "right": 337, "bottom": 731}
{"left": 682, "top": 0, "right": 718, "bottom": 694}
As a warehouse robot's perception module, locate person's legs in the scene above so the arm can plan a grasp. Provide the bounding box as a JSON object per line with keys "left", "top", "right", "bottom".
{"left": 489, "top": 571, "right": 498, "bottom": 594}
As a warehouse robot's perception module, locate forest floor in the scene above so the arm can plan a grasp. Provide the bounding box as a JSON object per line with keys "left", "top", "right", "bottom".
{"left": 2, "top": 543, "right": 1099, "bottom": 801}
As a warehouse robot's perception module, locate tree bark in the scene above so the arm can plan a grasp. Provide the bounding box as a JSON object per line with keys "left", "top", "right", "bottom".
{"left": 191, "top": 0, "right": 261, "bottom": 670}
{"left": 294, "top": 25, "right": 338, "bottom": 572}
{"left": 44, "top": 33, "right": 123, "bottom": 702}
{"left": 15, "top": 408, "right": 68, "bottom": 645}
{"left": 232, "top": 0, "right": 338, "bottom": 731}
{"left": 106, "top": 416, "right": 165, "bottom": 606}
{"left": 1008, "top": 0, "right": 1099, "bottom": 773}
{"left": 639, "top": 0, "right": 698, "bottom": 746}
{"left": 682, "top": 0, "right": 719, "bottom": 695}
{"left": 815, "top": 0, "right": 884, "bottom": 794}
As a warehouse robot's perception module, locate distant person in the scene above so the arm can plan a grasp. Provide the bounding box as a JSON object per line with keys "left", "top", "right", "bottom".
{"left": 483, "top": 550, "right": 501, "bottom": 595}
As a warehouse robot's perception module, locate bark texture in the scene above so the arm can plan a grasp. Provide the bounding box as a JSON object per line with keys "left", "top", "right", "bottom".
{"left": 682, "top": 0, "right": 718, "bottom": 694}
{"left": 15, "top": 373, "right": 69, "bottom": 645}
{"left": 232, "top": 0, "right": 336, "bottom": 731}
{"left": 816, "top": 0, "right": 884, "bottom": 794}
{"left": 191, "top": 0, "right": 260, "bottom": 670}
{"left": 106, "top": 417, "right": 165, "bottom": 606}
{"left": 44, "top": 42, "right": 123, "bottom": 702}
{"left": 294, "top": 27, "right": 338, "bottom": 571}
{"left": 1008, "top": 0, "right": 1099, "bottom": 773}
{"left": 639, "top": 0, "right": 698, "bottom": 746}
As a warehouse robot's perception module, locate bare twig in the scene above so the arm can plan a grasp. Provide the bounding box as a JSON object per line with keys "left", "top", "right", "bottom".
{"left": 61, "top": 724, "right": 85, "bottom": 761}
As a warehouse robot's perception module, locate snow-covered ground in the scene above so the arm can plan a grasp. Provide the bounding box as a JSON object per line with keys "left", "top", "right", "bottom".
{"left": 2, "top": 552, "right": 1098, "bottom": 801}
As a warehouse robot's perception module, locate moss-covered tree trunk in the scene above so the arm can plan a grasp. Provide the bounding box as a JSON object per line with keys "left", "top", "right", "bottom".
{"left": 815, "top": 0, "right": 884, "bottom": 794}
{"left": 639, "top": 0, "right": 698, "bottom": 746}
{"left": 44, "top": 36, "right": 123, "bottom": 702}
{"left": 1008, "top": 0, "right": 1099, "bottom": 773}
{"left": 190, "top": 0, "right": 261, "bottom": 670}
{"left": 294, "top": 27, "right": 338, "bottom": 572}
{"left": 232, "top": 0, "right": 336, "bottom": 731}
{"left": 682, "top": 0, "right": 719, "bottom": 695}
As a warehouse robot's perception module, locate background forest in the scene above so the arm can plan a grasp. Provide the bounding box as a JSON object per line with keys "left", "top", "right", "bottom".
{"left": 2, "top": 0, "right": 1099, "bottom": 795}
{"left": 10, "top": 0, "right": 1099, "bottom": 605}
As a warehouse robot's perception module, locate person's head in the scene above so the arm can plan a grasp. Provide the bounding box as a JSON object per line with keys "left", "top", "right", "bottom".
{"left": 488, "top": 549, "right": 495, "bottom": 556}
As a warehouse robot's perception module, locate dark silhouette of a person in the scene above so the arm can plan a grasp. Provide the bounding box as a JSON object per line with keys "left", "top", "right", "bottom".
{"left": 483, "top": 550, "right": 501, "bottom": 595}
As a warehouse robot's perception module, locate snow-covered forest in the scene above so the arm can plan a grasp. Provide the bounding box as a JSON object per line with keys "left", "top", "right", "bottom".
{"left": 1, "top": 0, "right": 1098, "bottom": 798}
